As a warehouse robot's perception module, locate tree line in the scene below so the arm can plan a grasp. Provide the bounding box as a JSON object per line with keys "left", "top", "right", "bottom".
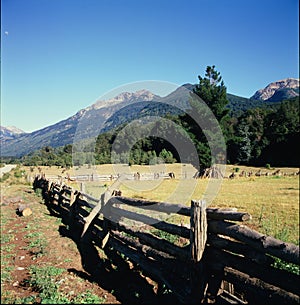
{"left": 4, "top": 66, "right": 299, "bottom": 168}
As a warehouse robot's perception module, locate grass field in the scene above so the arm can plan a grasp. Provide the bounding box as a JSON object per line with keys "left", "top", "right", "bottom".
{"left": 5, "top": 163, "right": 300, "bottom": 245}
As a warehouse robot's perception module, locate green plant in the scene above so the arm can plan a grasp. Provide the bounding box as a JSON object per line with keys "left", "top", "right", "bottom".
{"left": 72, "top": 290, "right": 105, "bottom": 304}
{"left": 265, "top": 163, "right": 271, "bottom": 169}
{"left": 25, "top": 232, "right": 48, "bottom": 257}
{"left": 25, "top": 266, "right": 68, "bottom": 303}
{"left": 1, "top": 265, "right": 13, "bottom": 283}
{"left": 34, "top": 188, "right": 43, "bottom": 197}
{"left": 272, "top": 257, "right": 299, "bottom": 275}
{"left": 0, "top": 172, "right": 10, "bottom": 182}
{"left": 14, "top": 169, "right": 25, "bottom": 178}
{"left": 150, "top": 229, "right": 179, "bottom": 244}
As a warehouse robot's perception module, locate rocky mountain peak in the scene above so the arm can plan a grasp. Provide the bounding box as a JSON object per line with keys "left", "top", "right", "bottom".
{"left": 0, "top": 126, "right": 26, "bottom": 142}
{"left": 1, "top": 126, "right": 25, "bottom": 134}
{"left": 251, "top": 78, "right": 299, "bottom": 101}
{"left": 90, "top": 89, "right": 160, "bottom": 111}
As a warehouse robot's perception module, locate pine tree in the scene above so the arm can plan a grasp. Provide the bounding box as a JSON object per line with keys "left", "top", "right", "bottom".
{"left": 193, "top": 65, "right": 229, "bottom": 123}
{"left": 180, "top": 65, "right": 229, "bottom": 168}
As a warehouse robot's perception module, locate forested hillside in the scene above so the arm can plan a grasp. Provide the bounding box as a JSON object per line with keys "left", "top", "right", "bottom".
{"left": 2, "top": 67, "right": 299, "bottom": 168}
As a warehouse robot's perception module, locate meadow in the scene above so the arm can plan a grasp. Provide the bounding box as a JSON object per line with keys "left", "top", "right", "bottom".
{"left": 18, "top": 163, "right": 300, "bottom": 245}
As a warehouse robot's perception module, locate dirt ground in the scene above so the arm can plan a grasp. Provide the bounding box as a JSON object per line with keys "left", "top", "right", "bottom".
{"left": 1, "top": 182, "right": 178, "bottom": 304}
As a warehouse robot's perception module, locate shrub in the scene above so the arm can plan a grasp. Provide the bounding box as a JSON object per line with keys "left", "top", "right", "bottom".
{"left": 265, "top": 163, "right": 271, "bottom": 169}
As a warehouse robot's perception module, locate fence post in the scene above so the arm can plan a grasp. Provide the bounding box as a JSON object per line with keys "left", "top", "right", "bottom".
{"left": 189, "top": 199, "right": 208, "bottom": 303}
{"left": 80, "top": 182, "right": 85, "bottom": 193}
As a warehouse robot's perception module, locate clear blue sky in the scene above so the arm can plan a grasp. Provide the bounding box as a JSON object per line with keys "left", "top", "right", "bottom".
{"left": 1, "top": 0, "right": 299, "bottom": 132}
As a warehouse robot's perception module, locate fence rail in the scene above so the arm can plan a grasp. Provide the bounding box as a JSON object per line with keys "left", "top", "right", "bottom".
{"left": 33, "top": 175, "right": 300, "bottom": 304}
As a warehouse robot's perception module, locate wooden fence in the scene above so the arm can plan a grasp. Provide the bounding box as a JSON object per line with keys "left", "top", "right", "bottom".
{"left": 33, "top": 175, "right": 300, "bottom": 304}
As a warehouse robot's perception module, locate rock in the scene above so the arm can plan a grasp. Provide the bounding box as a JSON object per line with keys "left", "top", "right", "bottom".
{"left": 16, "top": 267, "right": 25, "bottom": 271}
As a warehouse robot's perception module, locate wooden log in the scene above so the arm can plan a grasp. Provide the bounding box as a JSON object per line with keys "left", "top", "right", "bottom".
{"left": 190, "top": 200, "right": 207, "bottom": 262}
{"left": 110, "top": 206, "right": 190, "bottom": 238}
{"left": 111, "top": 230, "right": 173, "bottom": 260}
{"left": 222, "top": 266, "right": 300, "bottom": 304}
{"left": 208, "top": 220, "right": 299, "bottom": 264}
{"left": 108, "top": 196, "right": 191, "bottom": 216}
{"left": 69, "top": 190, "right": 76, "bottom": 206}
{"left": 109, "top": 197, "right": 250, "bottom": 221}
{"left": 206, "top": 247, "right": 300, "bottom": 296}
{"left": 109, "top": 221, "right": 189, "bottom": 261}
{"left": 189, "top": 200, "right": 207, "bottom": 303}
{"left": 217, "top": 290, "right": 247, "bottom": 304}
{"left": 17, "top": 204, "right": 32, "bottom": 217}
{"left": 208, "top": 234, "right": 274, "bottom": 265}
{"left": 80, "top": 192, "right": 99, "bottom": 203}
{"left": 206, "top": 209, "right": 251, "bottom": 222}
{"left": 102, "top": 234, "right": 191, "bottom": 304}
{"left": 81, "top": 178, "right": 123, "bottom": 238}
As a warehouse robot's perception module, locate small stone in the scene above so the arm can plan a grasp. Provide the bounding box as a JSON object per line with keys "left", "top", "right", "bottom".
{"left": 19, "top": 256, "right": 25, "bottom": 260}
{"left": 16, "top": 267, "right": 25, "bottom": 271}
{"left": 13, "top": 281, "right": 19, "bottom": 287}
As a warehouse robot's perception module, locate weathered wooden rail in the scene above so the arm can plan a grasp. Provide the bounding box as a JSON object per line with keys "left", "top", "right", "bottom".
{"left": 33, "top": 175, "right": 300, "bottom": 304}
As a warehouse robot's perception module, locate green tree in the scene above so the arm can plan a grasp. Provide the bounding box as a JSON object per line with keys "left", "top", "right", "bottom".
{"left": 236, "top": 122, "right": 252, "bottom": 164}
{"left": 193, "top": 65, "right": 229, "bottom": 123}
{"left": 180, "top": 65, "right": 229, "bottom": 168}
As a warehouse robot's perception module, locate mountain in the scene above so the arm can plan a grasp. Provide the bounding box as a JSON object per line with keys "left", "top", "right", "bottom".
{"left": 0, "top": 90, "right": 164, "bottom": 157}
{"left": 1, "top": 80, "right": 298, "bottom": 157}
{"left": 250, "top": 78, "right": 299, "bottom": 102}
{"left": 0, "top": 126, "right": 26, "bottom": 141}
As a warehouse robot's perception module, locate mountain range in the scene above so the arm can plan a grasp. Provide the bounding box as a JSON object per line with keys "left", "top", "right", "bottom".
{"left": 1, "top": 78, "right": 299, "bottom": 157}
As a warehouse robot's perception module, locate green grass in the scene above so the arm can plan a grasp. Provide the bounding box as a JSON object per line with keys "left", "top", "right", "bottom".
{"left": 18, "top": 265, "right": 105, "bottom": 304}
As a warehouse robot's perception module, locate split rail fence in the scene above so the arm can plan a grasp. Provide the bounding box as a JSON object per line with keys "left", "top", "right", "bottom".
{"left": 33, "top": 175, "right": 299, "bottom": 304}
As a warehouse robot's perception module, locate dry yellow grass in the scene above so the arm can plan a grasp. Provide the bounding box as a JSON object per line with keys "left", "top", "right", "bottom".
{"left": 17, "top": 164, "right": 300, "bottom": 244}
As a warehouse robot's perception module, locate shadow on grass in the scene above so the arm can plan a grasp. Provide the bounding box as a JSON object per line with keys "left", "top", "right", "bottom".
{"left": 43, "top": 199, "right": 180, "bottom": 305}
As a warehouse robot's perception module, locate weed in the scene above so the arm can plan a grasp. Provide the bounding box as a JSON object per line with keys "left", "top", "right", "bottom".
{"left": 25, "top": 265, "right": 67, "bottom": 303}
{"left": 14, "top": 169, "right": 26, "bottom": 179}
{"left": 25, "top": 232, "right": 48, "bottom": 257}
{"left": 0, "top": 172, "right": 10, "bottom": 182}
{"left": 72, "top": 290, "right": 105, "bottom": 304}
{"left": 34, "top": 188, "right": 43, "bottom": 197}
{"left": 1, "top": 291, "right": 16, "bottom": 304}
{"left": 1, "top": 233, "right": 15, "bottom": 244}
{"left": 1, "top": 244, "right": 16, "bottom": 253}
{"left": 1, "top": 265, "right": 13, "bottom": 283}
{"left": 22, "top": 266, "right": 104, "bottom": 304}
{"left": 272, "top": 257, "right": 300, "bottom": 275}
{"left": 63, "top": 258, "right": 73, "bottom": 263}
{"left": 150, "top": 229, "right": 179, "bottom": 244}
{"left": 14, "top": 295, "right": 38, "bottom": 304}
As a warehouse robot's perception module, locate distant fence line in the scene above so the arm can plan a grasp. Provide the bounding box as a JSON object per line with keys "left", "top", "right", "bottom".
{"left": 33, "top": 175, "right": 300, "bottom": 304}
{"left": 42, "top": 172, "right": 183, "bottom": 182}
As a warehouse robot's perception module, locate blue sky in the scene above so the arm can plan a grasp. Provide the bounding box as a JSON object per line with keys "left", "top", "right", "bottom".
{"left": 1, "top": 0, "right": 299, "bottom": 132}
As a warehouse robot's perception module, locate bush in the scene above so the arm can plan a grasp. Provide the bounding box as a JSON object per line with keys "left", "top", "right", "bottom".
{"left": 265, "top": 163, "right": 271, "bottom": 169}
{"left": 0, "top": 172, "right": 10, "bottom": 182}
